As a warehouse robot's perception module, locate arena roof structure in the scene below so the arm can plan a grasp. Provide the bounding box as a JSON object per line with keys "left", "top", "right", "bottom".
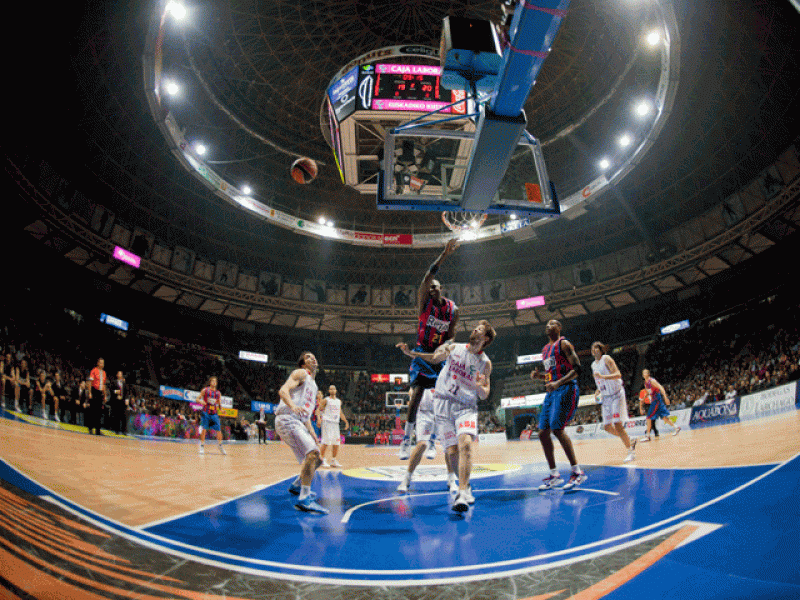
{"left": 5, "top": 0, "right": 800, "bottom": 335}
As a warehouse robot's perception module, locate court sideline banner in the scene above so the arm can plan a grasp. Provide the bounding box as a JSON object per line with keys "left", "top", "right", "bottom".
{"left": 739, "top": 381, "right": 798, "bottom": 419}
{"left": 689, "top": 398, "right": 741, "bottom": 427}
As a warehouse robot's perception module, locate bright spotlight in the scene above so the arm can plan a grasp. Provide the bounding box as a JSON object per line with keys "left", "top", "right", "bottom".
{"left": 618, "top": 134, "right": 632, "bottom": 147}
{"left": 509, "top": 213, "right": 518, "bottom": 220}
{"left": 318, "top": 216, "right": 326, "bottom": 225}
{"left": 634, "top": 101, "right": 652, "bottom": 117}
{"left": 646, "top": 30, "right": 661, "bottom": 46}
{"left": 598, "top": 158, "right": 611, "bottom": 170}
{"left": 241, "top": 185, "right": 252, "bottom": 195}
{"left": 327, "top": 220, "right": 334, "bottom": 228}
{"left": 164, "top": 80, "right": 180, "bottom": 96}
{"left": 460, "top": 230, "right": 477, "bottom": 242}
{"left": 194, "top": 143, "right": 207, "bottom": 156}
{"left": 166, "top": 2, "right": 187, "bottom": 20}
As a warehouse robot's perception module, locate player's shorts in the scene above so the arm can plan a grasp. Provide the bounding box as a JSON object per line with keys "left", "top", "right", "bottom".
{"left": 321, "top": 420, "right": 341, "bottom": 445}
{"left": 415, "top": 400, "right": 436, "bottom": 442}
{"left": 409, "top": 347, "right": 444, "bottom": 388}
{"left": 434, "top": 393, "right": 478, "bottom": 448}
{"left": 647, "top": 395, "right": 670, "bottom": 420}
{"left": 275, "top": 414, "right": 318, "bottom": 463}
{"left": 601, "top": 389, "right": 628, "bottom": 425}
{"left": 539, "top": 382, "right": 579, "bottom": 431}
{"left": 200, "top": 412, "right": 221, "bottom": 432}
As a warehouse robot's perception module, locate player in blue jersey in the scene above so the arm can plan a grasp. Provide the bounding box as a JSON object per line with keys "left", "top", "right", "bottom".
{"left": 531, "top": 320, "right": 587, "bottom": 490}
{"left": 640, "top": 369, "right": 680, "bottom": 441}
{"left": 398, "top": 238, "right": 460, "bottom": 460}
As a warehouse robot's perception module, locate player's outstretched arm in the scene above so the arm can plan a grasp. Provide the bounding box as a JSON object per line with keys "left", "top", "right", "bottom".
{"left": 476, "top": 361, "right": 492, "bottom": 400}
{"left": 417, "top": 238, "right": 458, "bottom": 315}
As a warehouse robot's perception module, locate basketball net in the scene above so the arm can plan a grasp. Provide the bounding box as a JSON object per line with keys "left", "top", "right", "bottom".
{"left": 442, "top": 211, "right": 488, "bottom": 232}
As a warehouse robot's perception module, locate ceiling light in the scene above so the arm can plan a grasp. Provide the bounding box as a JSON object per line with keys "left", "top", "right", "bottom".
{"left": 164, "top": 80, "right": 180, "bottom": 96}
{"left": 241, "top": 185, "right": 252, "bottom": 195}
{"left": 318, "top": 217, "right": 326, "bottom": 225}
{"left": 327, "top": 220, "right": 335, "bottom": 228}
{"left": 634, "top": 101, "right": 652, "bottom": 117}
{"left": 509, "top": 213, "right": 518, "bottom": 220}
{"left": 646, "top": 30, "right": 661, "bottom": 46}
{"left": 598, "top": 158, "right": 611, "bottom": 170}
{"left": 618, "top": 134, "right": 632, "bottom": 147}
{"left": 165, "top": 2, "right": 187, "bottom": 20}
{"left": 194, "top": 143, "right": 207, "bottom": 156}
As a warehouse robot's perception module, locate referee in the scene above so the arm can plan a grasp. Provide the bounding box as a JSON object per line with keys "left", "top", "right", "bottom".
{"left": 87, "top": 358, "right": 107, "bottom": 435}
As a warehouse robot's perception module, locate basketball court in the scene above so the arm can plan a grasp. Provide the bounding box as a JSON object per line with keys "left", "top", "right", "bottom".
{"left": 1, "top": 406, "right": 798, "bottom": 599}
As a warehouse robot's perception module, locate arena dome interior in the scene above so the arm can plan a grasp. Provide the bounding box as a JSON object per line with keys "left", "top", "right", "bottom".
{"left": 2, "top": 0, "right": 800, "bottom": 598}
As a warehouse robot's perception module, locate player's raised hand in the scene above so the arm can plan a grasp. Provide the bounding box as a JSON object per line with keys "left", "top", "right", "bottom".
{"left": 396, "top": 342, "right": 412, "bottom": 356}
{"left": 442, "top": 238, "right": 458, "bottom": 257}
{"left": 530, "top": 369, "right": 542, "bottom": 381}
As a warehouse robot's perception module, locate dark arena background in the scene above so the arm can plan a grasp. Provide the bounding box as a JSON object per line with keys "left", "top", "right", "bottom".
{"left": 2, "top": 1, "right": 799, "bottom": 598}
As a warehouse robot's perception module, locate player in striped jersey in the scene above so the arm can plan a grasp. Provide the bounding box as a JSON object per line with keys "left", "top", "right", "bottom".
{"left": 198, "top": 376, "right": 226, "bottom": 455}
{"left": 532, "top": 320, "right": 586, "bottom": 490}
{"left": 398, "top": 239, "right": 460, "bottom": 460}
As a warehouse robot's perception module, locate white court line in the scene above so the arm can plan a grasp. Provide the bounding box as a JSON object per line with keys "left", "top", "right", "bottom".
{"left": 134, "top": 478, "right": 293, "bottom": 530}
{"left": 2, "top": 451, "right": 798, "bottom": 585}
{"left": 341, "top": 486, "right": 620, "bottom": 523}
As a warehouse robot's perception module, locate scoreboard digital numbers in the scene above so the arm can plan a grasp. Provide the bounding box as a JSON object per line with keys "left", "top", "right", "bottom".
{"left": 355, "top": 64, "right": 467, "bottom": 114}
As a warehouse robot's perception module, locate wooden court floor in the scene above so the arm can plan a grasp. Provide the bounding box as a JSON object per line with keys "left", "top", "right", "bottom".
{"left": 0, "top": 410, "right": 797, "bottom": 528}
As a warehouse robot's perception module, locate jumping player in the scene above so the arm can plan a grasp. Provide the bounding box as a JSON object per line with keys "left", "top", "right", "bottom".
{"left": 398, "top": 320, "right": 494, "bottom": 512}
{"left": 275, "top": 352, "right": 327, "bottom": 514}
{"left": 398, "top": 238, "right": 460, "bottom": 460}
{"left": 591, "top": 342, "right": 635, "bottom": 462}
{"left": 198, "top": 376, "right": 226, "bottom": 455}
{"left": 640, "top": 369, "right": 680, "bottom": 441}
{"left": 532, "top": 320, "right": 587, "bottom": 490}
{"left": 317, "top": 385, "right": 349, "bottom": 468}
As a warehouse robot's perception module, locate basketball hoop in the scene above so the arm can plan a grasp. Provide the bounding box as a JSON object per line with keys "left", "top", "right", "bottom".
{"left": 442, "top": 211, "right": 488, "bottom": 232}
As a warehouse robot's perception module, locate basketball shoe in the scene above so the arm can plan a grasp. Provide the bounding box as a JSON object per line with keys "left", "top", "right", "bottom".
{"left": 295, "top": 496, "right": 328, "bottom": 515}
{"left": 452, "top": 491, "right": 470, "bottom": 512}
{"left": 562, "top": 471, "right": 588, "bottom": 490}
{"left": 424, "top": 440, "right": 437, "bottom": 460}
{"left": 397, "top": 474, "right": 411, "bottom": 493}
{"left": 398, "top": 438, "right": 411, "bottom": 460}
{"left": 672, "top": 426, "right": 681, "bottom": 436}
{"left": 321, "top": 459, "right": 330, "bottom": 468}
{"left": 538, "top": 474, "right": 564, "bottom": 491}
{"left": 198, "top": 445, "right": 205, "bottom": 454}
{"left": 331, "top": 459, "right": 342, "bottom": 468}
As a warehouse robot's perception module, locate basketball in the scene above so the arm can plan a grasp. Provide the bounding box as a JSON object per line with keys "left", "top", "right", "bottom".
{"left": 290, "top": 157, "right": 318, "bottom": 184}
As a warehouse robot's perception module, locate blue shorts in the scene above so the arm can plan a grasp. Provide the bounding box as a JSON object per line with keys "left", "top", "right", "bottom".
{"left": 538, "top": 382, "right": 579, "bottom": 431}
{"left": 201, "top": 412, "right": 221, "bottom": 432}
{"left": 409, "top": 348, "right": 444, "bottom": 389}
{"left": 647, "top": 396, "right": 670, "bottom": 420}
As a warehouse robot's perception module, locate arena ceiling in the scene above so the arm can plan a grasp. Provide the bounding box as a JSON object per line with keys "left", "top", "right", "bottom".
{"left": 5, "top": 0, "right": 800, "bottom": 331}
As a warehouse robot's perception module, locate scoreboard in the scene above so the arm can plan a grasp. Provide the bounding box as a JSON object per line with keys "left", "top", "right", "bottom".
{"left": 327, "top": 63, "right": 467, "bottom": 123}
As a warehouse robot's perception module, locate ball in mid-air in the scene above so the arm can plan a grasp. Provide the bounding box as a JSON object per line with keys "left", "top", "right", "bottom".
{"left": 290, "top": 157, "right": 318, "bottom": 184}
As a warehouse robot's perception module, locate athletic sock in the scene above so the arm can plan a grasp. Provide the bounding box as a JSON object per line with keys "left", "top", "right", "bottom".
{"left": 551, "top": 469, "right": 559, "bottom": 477}
{"left": 299, "top": 485, "right": 311, "bottom": 500}
{"left": 403, "top": 422, "right": 414, "bottom": 437}
{"left": 293, "top": 476, "right": 302, "bottom": 486}
{"left": 572, "top": 465, "right": 582, "bottom": 474}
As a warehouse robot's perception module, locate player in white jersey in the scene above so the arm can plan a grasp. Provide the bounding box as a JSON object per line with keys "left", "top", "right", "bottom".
{"left": 591, "top": 342, "right": 635, "bottom": 462}
{"left": 398, "top": 320, "right": 495, "bottom": 512}
{"left": 317, "top": 385, "right": 349, "bottom": 468}
{"left": 395, "top": 388, "right": 460, "bottom": 494}
{"left": 275, "top": 351, "right": 327, "bottom": 514}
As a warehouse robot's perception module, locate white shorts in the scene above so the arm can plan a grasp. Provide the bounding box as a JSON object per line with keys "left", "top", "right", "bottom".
{"left": 434, "top": 393, "right": 477, "bottom": 449}
{"left": 321, "top": 421, "right": 341, "bottom": 445}
{"left": 415, "top": 402, "right": 436, "bottom": 442}
{"left": 275, "top": 415, "right": 318, "bottom": 463}
{"left": 601, "top": 389, "right": 628, "bottom": 425}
